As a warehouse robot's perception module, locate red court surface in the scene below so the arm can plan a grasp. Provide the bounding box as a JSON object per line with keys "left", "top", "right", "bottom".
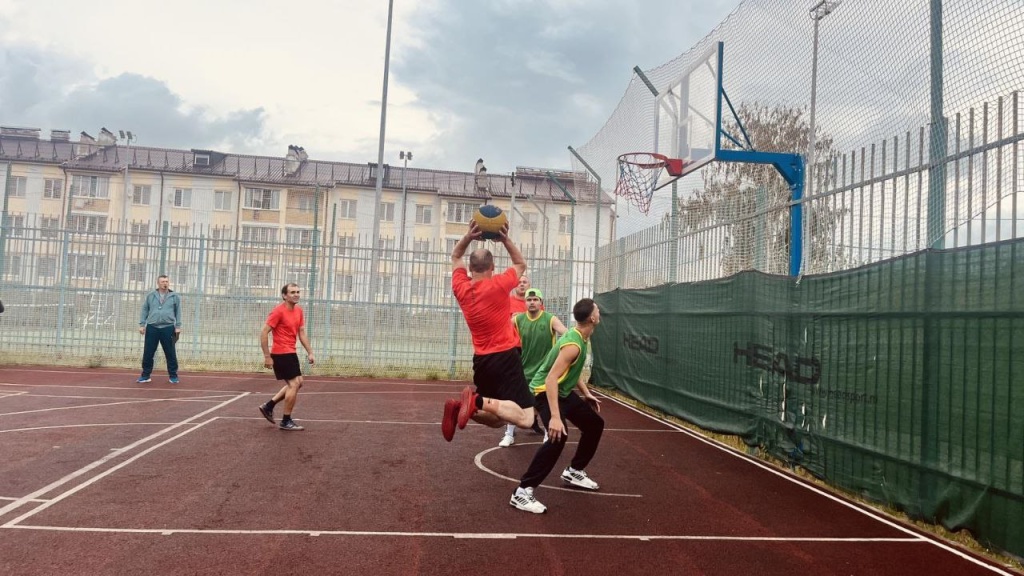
{"left": 0, "top": 366, "right": 1019, "bottom": 576}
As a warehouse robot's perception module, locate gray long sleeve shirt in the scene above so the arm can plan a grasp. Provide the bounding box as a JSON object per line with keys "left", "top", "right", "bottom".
{"left": 139, "top": 290, "right": 182, "bottom": 329}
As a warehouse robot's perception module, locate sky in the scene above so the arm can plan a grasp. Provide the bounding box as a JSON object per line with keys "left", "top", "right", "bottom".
{"left": 0, "top": 0, "right": 738, "bottom": 176}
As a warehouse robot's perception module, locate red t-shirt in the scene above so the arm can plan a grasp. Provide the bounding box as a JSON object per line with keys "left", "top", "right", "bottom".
{"left": 509, "top": 295, "right": 528, "bottom": 315}
{"left": 266, "top": 302, "right": 304, "bottom": 354}
{"left": 452, "top": 267, "right": 520, "bottom": 355}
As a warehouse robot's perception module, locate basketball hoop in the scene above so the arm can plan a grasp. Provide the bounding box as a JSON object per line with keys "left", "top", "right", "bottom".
{"left": 614, "top": 153, "right": 685, "bottom": 214}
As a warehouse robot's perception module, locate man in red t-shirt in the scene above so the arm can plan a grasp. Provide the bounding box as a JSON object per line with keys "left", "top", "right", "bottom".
{"left": 509, "top": 274, "right": 529, "bottom": 316}
{"left": 442, "top": 220, "right": 535, "bottom": 442}
{"left": 257, "top": 283, "right": 315, "bottom": 431}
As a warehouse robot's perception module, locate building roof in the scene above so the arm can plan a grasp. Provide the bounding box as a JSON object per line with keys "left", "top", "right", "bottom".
{"left": 0, "top": 133, "right": 612, "bottom": 206}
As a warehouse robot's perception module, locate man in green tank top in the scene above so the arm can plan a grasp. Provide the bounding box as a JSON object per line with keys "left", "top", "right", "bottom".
{"left": 509, "top": 298, "right": 604, "bottom": 514}
{"left": 499, "top": 288, "right": 567, "bottom": 447}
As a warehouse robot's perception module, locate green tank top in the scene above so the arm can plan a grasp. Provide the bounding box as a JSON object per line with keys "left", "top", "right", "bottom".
{"left": 514, "top": 311, "right": 558, "bottom": 381}
{"left": 528, "top": 327, "right": 588, "bottom": 398}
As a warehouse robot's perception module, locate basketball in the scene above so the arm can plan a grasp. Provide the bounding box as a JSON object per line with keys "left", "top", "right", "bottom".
{"left": 473, "top": 204, "right": 507, "bottom": 240}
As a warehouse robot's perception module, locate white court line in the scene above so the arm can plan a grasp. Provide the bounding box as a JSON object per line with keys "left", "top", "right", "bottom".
{"left": 0, "top": 423, "right": 183, "bottom": 434}
{"left": 18, "top": 393, "right": 232, "bottom": 403}
{"left": 0, "top": 369, "right": 459, "bottom": 387}
{"left": 599, "top": 392, "right": 1018, "bottom": 576}
{"left": 4, "top": 524, "right": 925, "bottom": 542}
{"left": 0, "top": 382, "right": 232, "bottom": 394}
{"left": 473, "top": 443, "right": 642, "bottom": 498}
{"left": 0, "top": 393, "right": 241, "bottom": 417}
{"left": 0, "top": 393, "right": 248, "bottom": 521}
{"left": 0, "top": 497, "right": 47, "bottom": 503}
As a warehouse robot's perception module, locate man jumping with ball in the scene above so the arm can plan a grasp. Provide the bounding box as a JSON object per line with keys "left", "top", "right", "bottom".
{"left": 442, "top": 218, "right": 537, "bottom": 442}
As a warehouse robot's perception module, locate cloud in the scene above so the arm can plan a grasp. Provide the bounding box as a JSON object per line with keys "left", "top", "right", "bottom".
{"left": 393, "top": 0, "right": 737, "bottom": 174}
{"left": 0, "top": 44, "right": 268, "bottom": 152}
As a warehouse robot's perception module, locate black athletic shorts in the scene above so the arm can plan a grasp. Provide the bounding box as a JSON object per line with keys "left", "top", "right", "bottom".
{"left": 271, "top": 353, "right": 302, "bottom": 381}
{"left": 472, "top": 347, "right": 534, "bottom": 409}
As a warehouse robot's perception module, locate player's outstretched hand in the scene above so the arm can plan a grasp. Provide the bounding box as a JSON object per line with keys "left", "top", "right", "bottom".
{"left": 466, "top": 220, "right": 484, "bottom": 241}
{"left": 497, "top": 221, "right": 510, "bottom": 241}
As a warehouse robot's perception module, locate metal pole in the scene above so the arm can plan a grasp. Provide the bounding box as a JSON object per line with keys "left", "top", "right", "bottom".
{"left": 568, "top": 146, "right": 602, "bottom": 294}
{"left": 398, "top": 151, "right": 410, "bottom": 304}
{"left": 365, "top": 0, "right": 395, "bottom": 362}
{"left": 546, "top": 171, "right": 576, "bottom": 308}
{"left": 927, "top": 0, "right": 947, "bottom": 249}
{"left": 0, "top": 162, "right": 11, "bottom": 281}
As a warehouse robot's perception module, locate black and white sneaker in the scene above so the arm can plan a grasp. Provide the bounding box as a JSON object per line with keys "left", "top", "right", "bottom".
{"left": 279, "top": 419, "right": 304, "bottom": 431}
{"left": 258, "top": 403, "right": 275, "bottom": 424}
{"left": 509, "top": 487, "right": 546, "bottom": 514}
{"left": 561, "top": 467, "right": 599, "bottom": 490}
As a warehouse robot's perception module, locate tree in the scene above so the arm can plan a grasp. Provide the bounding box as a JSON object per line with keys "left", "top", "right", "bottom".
{"left": 670, "top": 103, "right": 849, "bottom": 276}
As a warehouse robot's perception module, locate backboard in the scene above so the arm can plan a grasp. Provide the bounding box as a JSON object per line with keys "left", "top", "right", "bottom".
{"left": 653, "top": 41, "right": 723, "bottom": 190}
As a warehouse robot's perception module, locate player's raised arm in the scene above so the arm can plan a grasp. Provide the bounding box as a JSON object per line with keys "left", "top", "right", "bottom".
{"left": 498, "top": 222, "right": 527, "bottom": 277}
{"left": 451, "top": 221, "right": 483, "bottom": 270}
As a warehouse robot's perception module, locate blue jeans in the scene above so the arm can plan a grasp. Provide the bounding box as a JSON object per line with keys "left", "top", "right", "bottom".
{"left": 141, "top": 325, "right": 178, "bottom": 378}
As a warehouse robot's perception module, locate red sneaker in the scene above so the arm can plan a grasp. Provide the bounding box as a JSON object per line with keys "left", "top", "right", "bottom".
{"left": 442, "top": 399, "right": 460, "bottom": 442}
{"left": 457, "top": 386, "right": 479, "bottom": 429}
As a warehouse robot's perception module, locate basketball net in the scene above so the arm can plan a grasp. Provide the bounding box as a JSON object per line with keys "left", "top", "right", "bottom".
{"left": 614, "top": 153, "right": 683, "bottom": 215}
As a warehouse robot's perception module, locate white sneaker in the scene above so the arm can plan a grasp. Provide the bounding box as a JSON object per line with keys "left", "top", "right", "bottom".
{"left": 498, "top": 433, "right": 515, "bottom": 448}
{"left": 561, "top": 467, "right": 599, "bottom": 490}
{"left": 509, "top": 487, "right": 546, "bottom": 514}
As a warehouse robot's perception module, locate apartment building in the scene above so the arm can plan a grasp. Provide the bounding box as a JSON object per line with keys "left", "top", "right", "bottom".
{"left": 0, "top": 126, "right": 612, "bottom": 308}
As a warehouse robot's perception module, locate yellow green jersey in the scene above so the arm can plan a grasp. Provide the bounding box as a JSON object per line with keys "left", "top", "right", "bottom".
{"left": 528, "top": 327, "right": 589, "bottom": 398}
{"left": 514, "top": 311, "right": 559, "bottom": 381}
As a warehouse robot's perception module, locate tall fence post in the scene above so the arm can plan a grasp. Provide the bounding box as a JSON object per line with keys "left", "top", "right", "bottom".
{"left": 568, "top": 146, "right": 603, "bottom": 295}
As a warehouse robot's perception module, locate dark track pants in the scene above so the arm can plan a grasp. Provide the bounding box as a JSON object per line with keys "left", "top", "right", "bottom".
{"left": 141, "top": 324, "right": 178, "bottom": 379}
{"left": 519, "top": 390, "right": 604, "bottom": 489}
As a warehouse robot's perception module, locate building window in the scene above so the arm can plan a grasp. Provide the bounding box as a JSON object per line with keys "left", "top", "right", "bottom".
{"left": 130, "top": 222, "right": 150, "bottom": 244}
{"left": 9, "top": 215, "right": 25, "bottom": 236}
{"left": 194, "top": 153, "right": 211, "bottom": 166}
{"left": 132, "top": 185, "right": 151, "bottom": 206}
{"left": 379, "top": 202, "right": 395, "bottom": 222}
{"left": 337, "top": 234, "right": 354, "bottom": 256}
{"left": 336, "top": 273, "right": 353, "bottom": 295}
{"left": 212, "top": 267, "right": 231, "bottom": 287}
{"left": 241, "top": 226, "right": 278, "bottom": 244}
{"left": 446, "top": 238, "right": 459, "bottom": 254}
{"left": 415, "top": 204, "right": 432, "bottom": 224}
{"left": 339, "top": 199, "right": 357, "bottom": 219}
{"left": 376, "top": 275, "right": 393, "bottom": 298}
{"left": 128, "top": 262, "right": 147, "bottom": 283}
{"left": 558, "top": 214, "right": 573, "bottom": 233}
{"left": 3, "top": 254, "right": 22, "bottom": 278}
{"left": 290, "top": 192, "right": 316, "bottom": 212}
{"left": 214, "top": 190, "right": 233, "bottom": 211}
{"left": 8, "top": 176, "right": 27, "bottom": 197}
{"left": 175, "top": 264, "right": 190, "bottom": 286}
{"left": 522, "top": 212, "right": 538, "bottom": 232}
{"left": 378, "top": 237, "right": 395, "bottom": 259}
{"left": 241, "top": 264, "right": 273, "bottom": 287}
{"left": 37, "top": 257, "right": 57, "bottom": 280}
{"left": 40, "top": 217, "right": 60, "bottom": 239}
{"left": 169, "top": 225, "right": 189, "bottom": 247}
{"left": 44, "top": 178, "right": 63, "bottom": 199}
{"left": 68, "top": 254, "right": 105, "bottom": 279}
{"left": 67, "top": 215, "right": 107, "bottom": 234}
{"left": 209, "top": 227, "right": 230, "bottom": 249}
{"left": 244, "top": 188, "right": 280, "bottom": 210}
{"left": 286, "top": 228, "right": 314, "bottom": 245}
{"left": 446, "top": 201, "right": 476, "bottom": 224}
{"left": 172, "top": 188, "right": 192, "bottom": 208}
{"left": 413, "top": 240, "right": 430, "bottom": 261}
{"left": 288, "top": 267, "right": 312, "bottom": 289}
{"left": 70, "top": 175, "right": 110, "bottom": 198}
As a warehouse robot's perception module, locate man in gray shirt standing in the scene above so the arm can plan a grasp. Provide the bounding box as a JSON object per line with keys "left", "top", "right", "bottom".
{"left": 137, "top": 274, "right": 182, "bottom": 384}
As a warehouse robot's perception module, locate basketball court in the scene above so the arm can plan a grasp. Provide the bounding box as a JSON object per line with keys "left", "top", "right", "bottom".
{"left": 0, "top": 366, "right": 1016, "bottom": 575}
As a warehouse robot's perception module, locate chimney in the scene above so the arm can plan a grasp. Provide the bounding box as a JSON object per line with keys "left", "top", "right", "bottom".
{"left": 0, "top": 126, "right": 41, "bottom": 139}
{"left": 474, "top": 158, "right": 488, "bottom": 192}
{"left": 98, "top": 127, "right": 117, "bottom": 145}
{"left": 50, "top": 129, "right": 71, "bottom": 142}
{"left": 285, "top": 144, "right": 307, "bottom": 176}
{"left": 75, "top": 131, "right": 98, "bottom": 158}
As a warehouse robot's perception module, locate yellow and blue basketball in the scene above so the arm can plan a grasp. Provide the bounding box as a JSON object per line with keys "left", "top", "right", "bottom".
{"left": 473, "top": 204, "right": 507, "bottom": 240}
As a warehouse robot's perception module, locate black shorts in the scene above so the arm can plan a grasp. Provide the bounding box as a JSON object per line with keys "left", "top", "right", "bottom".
{"left": 472, "top": 348, "right": 534, "bottom": 409}
{"left": 271, "top": 353, "right": 302, "bottom": 381}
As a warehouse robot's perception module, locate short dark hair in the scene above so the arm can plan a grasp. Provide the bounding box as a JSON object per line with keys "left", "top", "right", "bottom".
{"left": 573, "top": 298, "right": 596, "bottom": 323}
{"left": 469, "top": 249, "right": 494, "bottom": 273}
{"left": 281, "top": 282, "right": 299, "bottom": 296}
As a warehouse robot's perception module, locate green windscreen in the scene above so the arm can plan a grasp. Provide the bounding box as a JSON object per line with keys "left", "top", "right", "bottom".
{"left": 593, "top": 239, "right": 1024, "bottom": 558}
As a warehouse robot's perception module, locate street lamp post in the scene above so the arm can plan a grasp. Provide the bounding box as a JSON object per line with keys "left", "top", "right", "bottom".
{"left": 398, "top": 150, "right": 412, "bottom": 303}
{"left": 807, "top": 0, "right": 840, "bottom": 197}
